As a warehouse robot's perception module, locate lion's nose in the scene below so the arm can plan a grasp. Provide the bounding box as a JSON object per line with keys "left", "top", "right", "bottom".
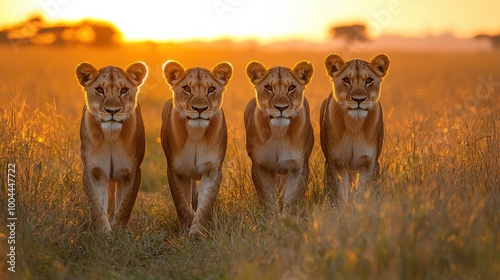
{"left": 274, "top": 104, "right": 289, "bottom": 113}
{"left": 104, "top": 107, "right": 121, "bottom": 115}
{"left": 192, "top": 105, "right": 208, "bottom": 113}
{"left": 351, "top": 97, "right": 366, "bottom": 105}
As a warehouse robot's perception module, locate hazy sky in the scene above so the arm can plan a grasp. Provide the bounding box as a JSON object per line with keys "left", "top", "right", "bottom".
{"left": 1, "top": 0, "right": 498, "bottom": 42}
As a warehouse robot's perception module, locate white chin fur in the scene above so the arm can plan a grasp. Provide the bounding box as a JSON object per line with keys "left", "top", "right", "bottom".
{"left": 188, "top": 119, "right": 210, "bottom": 128}
{"left": 348, "top": 110, "right": 368, "bottom": 118}
{"left": 270, "top": 118, "right": 291, "bottom": 127}
{"left": 101, "top": 122, "right": 123, "bottom": 131}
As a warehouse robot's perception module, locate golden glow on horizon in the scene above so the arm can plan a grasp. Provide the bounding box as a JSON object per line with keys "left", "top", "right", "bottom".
{"left": 0, "top": 0, "right": 499, "bottom": 42}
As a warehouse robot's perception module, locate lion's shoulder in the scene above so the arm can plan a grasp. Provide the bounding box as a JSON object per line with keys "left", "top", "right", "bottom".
{"left": 161, "top": 99, "right": 173, "bottom": 122}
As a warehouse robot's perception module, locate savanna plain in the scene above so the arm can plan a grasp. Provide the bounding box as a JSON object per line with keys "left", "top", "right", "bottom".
{"left": 0, "top": 44, "right": 499, "bottom": 279}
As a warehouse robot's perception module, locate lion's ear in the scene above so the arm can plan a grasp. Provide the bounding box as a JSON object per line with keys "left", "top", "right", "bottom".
{"left": 212, "top": 62, "right": 233, "bottom": 86}
{"left": 163, "top": 60, "right": 186, "bottom": 86}
{"left": 76, "top": 62, "right": 98, "bottom": 86}
{"left": 370, "top": 54, "right": 390, "bottom": 77}
{"left": 325, "top": 54, "right": 345, "bottom": 78}
{"left": 246, "top": 61, "right": 267, "bottom": 85}
{"left": 293, "top": 61, "right": 314, "bottom": 85}
{"left": 126, "top": 62, "right": 148, "bottom": 86}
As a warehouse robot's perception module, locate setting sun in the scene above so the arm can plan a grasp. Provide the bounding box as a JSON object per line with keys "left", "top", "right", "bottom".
{"left": 1, "top": 0, "right": 499, "bottom": 42}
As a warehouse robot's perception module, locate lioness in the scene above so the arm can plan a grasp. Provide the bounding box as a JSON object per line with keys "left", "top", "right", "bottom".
{"left": 76, "top": 61, "right": 148, "bottom": 231}
{"left": 244, "top": 61, "right": 314, "bottom": 212}
{"left": 320, "top": 53, "right": 390, "bottom": 201}
{"left": 161, "top": 60, "right": 232, "bottom": 236}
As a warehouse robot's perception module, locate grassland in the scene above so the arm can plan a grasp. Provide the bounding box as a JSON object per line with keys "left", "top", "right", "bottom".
{"left": 0, "top": 44, "right": 499, "bottom": 279}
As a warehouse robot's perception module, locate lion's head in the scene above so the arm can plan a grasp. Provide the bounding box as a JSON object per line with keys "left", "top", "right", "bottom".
{"left": 246, "top": 61, "right": 313, "bottom": 127}
{"left": 163, "top": 61, "right": 233, "bottom": 128}
{"left": 325, "top": 54, "right": 390, "bottom": 118}
{"left": 76, "top": 62, "right": 148, "bottom": 131}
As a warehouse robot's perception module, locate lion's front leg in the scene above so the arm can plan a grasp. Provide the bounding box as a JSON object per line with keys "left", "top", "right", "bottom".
{"left": 107, "top": 182, "right": 116, "bottom": 221}
{"left": 325, "top": 161, "right": 349, "bottom": 202}
{"left": 282, "top": 161, "right": 308, "bottom": 214}
{"left": 189, "top": 168, "right": 222, "bottom": 236}
{"left": 190, "top": 180, "right": 198, "bottom": 211}
{"left": 357, "top": 159, "right": 380, "bottom": 197}
{"left": 83, "top": 168, "right": 112, "bottom": 232}
{"left": 168, "top": 170, "right": 195, "bottom": 231}
{"left": 324, "top": 162, "right": 336, "bottom": 201}
{"left": 112, "top": 168, "right": 141, "bottom": 229}
{"left": 251, "top": 163, "right": 279, "bottom": 209}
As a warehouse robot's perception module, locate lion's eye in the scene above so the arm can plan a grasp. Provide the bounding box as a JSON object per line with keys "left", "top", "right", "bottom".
{"left": 95, "top": 87, "right": 104, "bottom": 94}
{"left": 207, "top": 86, "right": 216, "bottom": 94}
{"left": 342, "top": 77, "right": 350, "bottom": 84}
{"left": 120, "top": 87, "right": 129, "bottom": 95}
{"left": 288, "top": 85, "right": 296, "bottom": 92}
{"left": 182, "top": 86, "right": 191, "bottom": 93}
{"left": 365, "top": 78, "right": 373, "bottom": 85}
{"left": 264, "top": 85, "right": 273, "bottom": 92}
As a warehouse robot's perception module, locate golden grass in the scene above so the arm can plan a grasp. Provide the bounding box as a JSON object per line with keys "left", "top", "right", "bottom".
{"left": 0, "top": 44, "right": 499, "bottom": 279}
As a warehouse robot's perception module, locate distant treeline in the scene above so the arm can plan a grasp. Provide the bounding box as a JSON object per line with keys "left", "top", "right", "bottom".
{"left": 0, "top": 16, "right": 120, "bottom": 47}
{"left": 1, "top": 17, "right": 499, "bottom": 49}
{"left": 328, "top": 23, "right": 500, "bottom": 49}
{"left": 474, "top": 34, "right": 500, "bottom": 48}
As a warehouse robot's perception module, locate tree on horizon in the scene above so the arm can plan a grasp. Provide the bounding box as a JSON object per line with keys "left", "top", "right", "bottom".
{"left": 329, "top": 24, "right": 370, "bottom": 44}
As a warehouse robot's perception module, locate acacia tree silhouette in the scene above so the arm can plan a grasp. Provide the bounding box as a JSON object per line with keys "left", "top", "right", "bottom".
{"left": 329, "top": 24, "right": 370, "bottom": 43}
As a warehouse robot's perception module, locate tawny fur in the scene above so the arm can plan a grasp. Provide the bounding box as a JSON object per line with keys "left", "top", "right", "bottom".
{"left": 320, "top": 53, "right": 389, "bottom": 201}
{"left": 160, "top": 60, "right": 232, "bottom": 236}
{"left": 244, "top": 61, "right": 314, "bottom": 213}
{"left": 76, "top": 61, "right": 148, "bottom": 231}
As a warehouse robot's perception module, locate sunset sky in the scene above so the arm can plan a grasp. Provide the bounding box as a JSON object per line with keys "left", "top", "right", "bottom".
{"left": 1, "top": 0, "right": 498, "bottom": 42}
